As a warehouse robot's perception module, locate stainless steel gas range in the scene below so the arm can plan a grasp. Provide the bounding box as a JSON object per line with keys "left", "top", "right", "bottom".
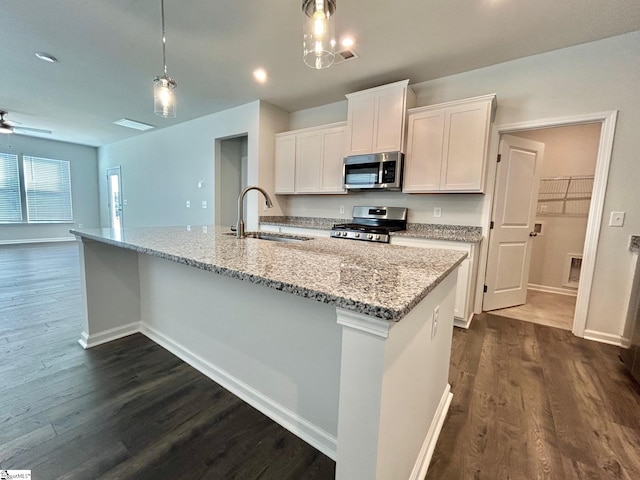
{"left": 330, "top": 206, "right": 407, "bottom": 244}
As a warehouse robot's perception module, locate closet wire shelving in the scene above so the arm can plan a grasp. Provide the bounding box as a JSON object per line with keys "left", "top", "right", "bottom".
{"left": 537, "top": 175, "right": 594, "bottom": 216}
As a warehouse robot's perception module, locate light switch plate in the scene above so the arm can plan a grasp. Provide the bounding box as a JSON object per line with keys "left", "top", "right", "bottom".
{"left": 202, "top": 201, "right": 207, "bottom": 209}
{"left": 609, "top": 211, "right": 625, "bottom": 227}
{"left": 186, "top": 201, "right": 191, "bottom": 208}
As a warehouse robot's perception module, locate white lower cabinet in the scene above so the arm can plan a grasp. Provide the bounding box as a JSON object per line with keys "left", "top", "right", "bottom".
{"left": 390, "top": 236, "right": 480, "bottom": 329}
{"left": 275, "top": 122, "right": 346, "bottom": 195}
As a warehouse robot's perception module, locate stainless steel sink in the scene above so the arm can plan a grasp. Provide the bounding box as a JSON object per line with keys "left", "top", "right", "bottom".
{"left": 224, "top": 231, "right": 313, "bottom": 243}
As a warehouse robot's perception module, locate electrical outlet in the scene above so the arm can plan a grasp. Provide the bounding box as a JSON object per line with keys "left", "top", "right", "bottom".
{"left": 202, "top": 201, "right": 207, "bottom": 209}
{"left": 198, "top": 181, "right": 205, "bottom": 188}
{"left": 433, "top": 207, "right": 442, "bottom": 218}
{"left": 186, "top": 201, "right": 191, "bottom": 208}
{"left": 431, "top": 305, "right": 440, "bottom": 339}
{"left": 123, "top": 199, "right": 128, "bottom": 206}
{"left": 78, "top": 223, "right": 83, "bottom": 228}
{"left": 339, "top": 205, "right": 345, "bottom": 214}
{"left": 202, "top": 226, "right": 208, "bottom": 233}
{"left": 186, "top": 225, "right": 191, "bottom": 231}
{"left": 609, "top": 211, "right": 625, "bottom": 227}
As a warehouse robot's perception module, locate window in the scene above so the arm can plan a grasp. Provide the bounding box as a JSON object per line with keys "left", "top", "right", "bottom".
{"left": 0, "top": 153, "right": 73, "bottom": 224}
{"left": 23, "top": 156, "right": 73, "bottom": 222}
{"left": 0, "top": 153, "right": 22, "bottom": 222}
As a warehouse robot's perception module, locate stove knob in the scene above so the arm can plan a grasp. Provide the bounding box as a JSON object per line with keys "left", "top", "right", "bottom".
{"left": 342, "top": 231, "right": 348, "bottom": 237}
{"left": 375, "top": 235, "right": 381, "bottom": 240}
{"left": 367, "top": 234, "right": 374, "bottom": 240}
{"left": 354, "top": 233, "right": 360, "bottom": 238}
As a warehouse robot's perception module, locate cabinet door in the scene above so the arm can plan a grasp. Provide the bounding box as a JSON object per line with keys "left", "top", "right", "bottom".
{"left": 321, "top": 126, "right": 346, "bottom": 193}
{"left": 440, "top": 100, "right": 490, "bottom": 191}
{"left": 373, "top": 86, "right": 406, "bottom": 153}
{"left": 295, "top": 131, "right": 323, "bottom": 193}
{"left": 275, "top": 135, "right": 296, "bottom": 194}
{"left": 402, "top": 110, "right": 445, "bottom": 192}
{"left": 346, "top": 95, "right": 375, "bottom": 155}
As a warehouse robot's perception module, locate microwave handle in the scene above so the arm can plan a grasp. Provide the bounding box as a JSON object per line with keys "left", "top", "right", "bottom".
{"left": 379, "top": 165, "right": 383, "bottom": 184}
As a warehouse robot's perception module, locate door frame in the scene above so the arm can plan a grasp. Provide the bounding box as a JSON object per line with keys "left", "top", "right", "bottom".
{"left": 106, "top": 166, "right": 123, "bottom": 230}
{"left": 475, "top": 111, "right": 617, "bottom": 337}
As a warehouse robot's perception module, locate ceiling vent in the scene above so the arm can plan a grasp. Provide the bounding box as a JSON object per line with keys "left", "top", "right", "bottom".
{"left": 113, "top": 118, "right": 155, "bottom": 131}
{"left": 333, "top": 48, "right": 359, "bottom": 65}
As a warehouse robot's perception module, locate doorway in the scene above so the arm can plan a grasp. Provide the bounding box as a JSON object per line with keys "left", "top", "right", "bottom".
{"left": 480, "top": 111, "right": 617, "bottom": 337}
{"left": 489, "top": 124, "right": 600, "bottom": 330}
{"left": 106, "top": 166, "right": 123, "bottom": 231}
{"left": 216, "top": 136, "right": 248, "bottom": 227}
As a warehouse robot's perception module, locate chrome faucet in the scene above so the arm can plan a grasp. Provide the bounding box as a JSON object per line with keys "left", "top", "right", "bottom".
{"left": 237, "top": 185, "right": 273, "bottom": 239}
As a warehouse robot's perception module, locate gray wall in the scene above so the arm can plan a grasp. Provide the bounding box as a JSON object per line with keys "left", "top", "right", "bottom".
{"left": 0, "top": 134, "right": 100, "bottom": 242}
{"left": 283, "top": 31, "right": 640, "bottom": 340}
{"left": 98, "top": 101, "right": 288, "bottom": 230}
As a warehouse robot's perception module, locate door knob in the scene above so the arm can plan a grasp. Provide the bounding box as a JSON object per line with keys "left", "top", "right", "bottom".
{"left": 529, "top": 232, "right": 537, "bottom": 237}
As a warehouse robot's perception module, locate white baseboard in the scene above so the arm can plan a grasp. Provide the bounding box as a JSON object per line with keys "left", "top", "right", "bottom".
{"left": 0, "top": 236, "right": 75, "bottom": 246}
{"left": 139, "top": 322, "right": 337, "bottom": 460}
{"left": 583, "top": 329, "right": 629, "bottom": 347}
{"left": 77, "top": 322, "right": 141, "bottom": 349}
{"left": 528, "top": 283, "right": 577, "bottom": 297}
{"left": 409, "top": 384, "right": 453, "bottom": 480}
{"left": 454, "top": 312, "right": 474, "bottom": 329}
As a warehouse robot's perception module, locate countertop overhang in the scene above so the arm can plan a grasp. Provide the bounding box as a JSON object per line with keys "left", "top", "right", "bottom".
{"left": 70, "top": 226, "right": 467, "bottom": 322}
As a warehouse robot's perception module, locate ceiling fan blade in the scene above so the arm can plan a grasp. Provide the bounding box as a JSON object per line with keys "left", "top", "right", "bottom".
{"left": 14, "top": 126, "right": 53, "bottom": 135}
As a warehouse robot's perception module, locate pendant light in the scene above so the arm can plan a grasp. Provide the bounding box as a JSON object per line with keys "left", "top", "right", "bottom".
{"left": 302, "top": 0, "right": 336, "bottom": 69}
{"left": 154, "top": 0, "right": 177, "bottom": 118}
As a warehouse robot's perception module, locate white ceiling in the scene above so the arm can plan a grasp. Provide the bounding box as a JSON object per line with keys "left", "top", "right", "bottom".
{"left": 2, "top": 0, "right": 639, "bottom": 147}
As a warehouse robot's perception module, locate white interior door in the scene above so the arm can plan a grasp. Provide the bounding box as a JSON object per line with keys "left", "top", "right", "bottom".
{"left": 484, "top": 135, "right": 545, "bottom": 311}
{"left": 107, "top": 166, "right": 123, "bottom": 231}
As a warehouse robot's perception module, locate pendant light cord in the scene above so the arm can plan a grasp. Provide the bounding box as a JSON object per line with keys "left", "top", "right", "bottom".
{"left": 161, "top": 0, "right": 167, "bottom": 76}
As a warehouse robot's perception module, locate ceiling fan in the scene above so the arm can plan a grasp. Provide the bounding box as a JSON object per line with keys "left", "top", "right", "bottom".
{"left": 0, "top": 111, "right": 52, "bottom": 135}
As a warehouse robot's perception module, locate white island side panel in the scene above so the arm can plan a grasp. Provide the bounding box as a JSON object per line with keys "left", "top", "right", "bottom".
{"left": 137, "top": 252, "right": 342, "bottom": 457}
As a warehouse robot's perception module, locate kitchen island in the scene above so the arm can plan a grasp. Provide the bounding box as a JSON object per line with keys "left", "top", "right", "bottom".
{"left": 71, "top": 225, "right": 466, "bottom": 480}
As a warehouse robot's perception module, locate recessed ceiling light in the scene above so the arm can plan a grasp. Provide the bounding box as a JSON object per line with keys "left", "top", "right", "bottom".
{"left": 253, "top": 68, "right": 268, "bottom": 83}
{"left": 35, "top": 52, "right": 58, "bottom": 63}
{"left": 340, "top": 36, "right": 355, "bottom": 48}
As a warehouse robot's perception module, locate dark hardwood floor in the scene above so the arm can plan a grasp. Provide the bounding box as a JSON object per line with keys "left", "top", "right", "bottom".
{"left": 0, "top": 243, "right": 334, "bottom": 479}
{"left": 427, "top": 312, "right": 640, "bottom": 480}
{"left": 1, "top": 243, "right": 639, "bottom": 479}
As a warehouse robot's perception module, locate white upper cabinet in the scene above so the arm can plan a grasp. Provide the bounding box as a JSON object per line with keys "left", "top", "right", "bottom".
{"left": 274, "top": 122, "right": 346, "bottom": 195}
{"left": 345, "top": 80, "right": 416, "bottom": 156}
{"left": 403, "top": 94, "right": 496, "bottom": 193}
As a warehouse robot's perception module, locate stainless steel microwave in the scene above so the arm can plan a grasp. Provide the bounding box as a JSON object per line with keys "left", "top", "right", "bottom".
{"left": 343, "top": 152, "right": 403, "bottom": 191}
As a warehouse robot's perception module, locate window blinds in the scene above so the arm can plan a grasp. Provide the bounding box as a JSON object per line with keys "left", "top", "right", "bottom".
{"left": 0, "top": 152, "right": 22, "bottom": 222}
{"left": 23, "top": 156, "right": 73, "bottom": 222}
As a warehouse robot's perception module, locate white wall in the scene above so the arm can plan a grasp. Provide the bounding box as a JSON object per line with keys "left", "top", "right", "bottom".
{"left": 283, "top": 31, "right": 640, "bottom": 340}
{"left": 0, "top": 134, "right": 100, "bottom": 242}
{"left": 512, "top": 124, "right": 599, "bottom": 291}
{"left": 99, "top": 101, "right": 288, "bottom": 231}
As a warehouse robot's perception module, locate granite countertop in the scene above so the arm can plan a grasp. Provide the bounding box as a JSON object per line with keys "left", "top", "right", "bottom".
{"left": 259, "top": 216, "right": 483, "bottom": 243}
{"left": 70, "top": 226, "right": 466, "bottom": 322}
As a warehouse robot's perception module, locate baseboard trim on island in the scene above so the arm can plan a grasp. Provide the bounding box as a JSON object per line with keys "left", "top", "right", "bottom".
{"left": 409, "top": 384, "right": 453, "bottom": 480}
{"left": 139, "top": 321, "right": 338, "bottom": 461}
{"left": 78, "top": 322, "right": 141, "bottom": 349}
